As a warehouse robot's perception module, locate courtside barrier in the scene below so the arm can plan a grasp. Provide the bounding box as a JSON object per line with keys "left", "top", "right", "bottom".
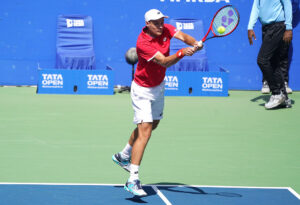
{"left": 37, "top": 69, "right": 114, "bottom": 95}
{"left": 165, "top": 70, "right": 228, "bottom": 96}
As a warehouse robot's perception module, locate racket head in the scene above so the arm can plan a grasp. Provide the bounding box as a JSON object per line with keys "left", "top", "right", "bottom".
{"left": 211, "top": 5, "right": 240, "bottom": 37}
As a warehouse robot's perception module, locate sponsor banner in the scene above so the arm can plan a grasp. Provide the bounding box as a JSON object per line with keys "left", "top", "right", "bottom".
{"left": 41, "top": 73, "right": 64, "bottom": 88}
{"left": 76, "top": 70, "right": 114, "bottom": 95}
{"left": 165, "top": 71, "right": 228, "bottom": 96}
{"left": 165, "top": 75, "right": 179, "bottom": 90}
{"left": 37, "top": 69, "right": 114, "bottom": 95}
{"left": 202, "top": 76, "right": 224, "bottom": 92}
{"left": 176, "top": 22, "right": 195, "bottom": 30}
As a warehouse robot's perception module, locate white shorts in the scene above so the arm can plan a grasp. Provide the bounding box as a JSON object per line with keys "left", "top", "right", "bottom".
{"left": 131, "top": 80, "right": 165, "bottom": 124}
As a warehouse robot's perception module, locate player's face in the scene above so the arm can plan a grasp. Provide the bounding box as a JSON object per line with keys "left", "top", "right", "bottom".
{"left": 146, "top": 18, "right": 164, "bottom": 37}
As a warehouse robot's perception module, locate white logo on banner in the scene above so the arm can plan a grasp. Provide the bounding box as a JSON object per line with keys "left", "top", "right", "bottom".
{"left": 202, "top": 77, "right": 223, "bottom": 92}
{"left": 165, "top": 75, "right": 179, "bottom": 90}
{"left": 42, "top": 74, "right": 63, "bottom": 88}
{"left": 66, "top": 19, "right": 85, "bottom": 28}
{"left": 160, "top": 0, "right": 230, "bottom": 3}
{"left": 176, "top": 22, "right": 194, "bottom": 30}
{"left": 87, "top": 75, "right": 109, "bottom": 89}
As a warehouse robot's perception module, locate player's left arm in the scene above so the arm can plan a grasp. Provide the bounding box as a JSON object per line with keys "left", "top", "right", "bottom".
{"left": 282, "top": 0, "right": 293, "bottom": 44}
{"left": 174, "top": 31, "right": 203, "bottom": 51}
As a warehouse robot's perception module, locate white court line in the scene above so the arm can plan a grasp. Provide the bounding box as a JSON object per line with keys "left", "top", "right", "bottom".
{"left": 151, "top": 185, "right": 172, "bottom": 205}
{"left": 0, "top": 182, "right": 124, "bottom": 186}
{"left": 288, "top": 187, "right": 300, "bottom": 200}
{"left": 0, "top": 182, "right": 299, "bottom": 200}
{"left": 151, "top": 184, "right": 300, "bottom": 200}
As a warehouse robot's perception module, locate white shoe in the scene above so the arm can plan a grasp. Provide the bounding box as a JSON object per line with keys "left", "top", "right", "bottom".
{"left": 124, "top": 179, "right": 147, "bottom": 197}
{"left": 112, "top": 153, "right": 131, "bottom": 172}
{"left": 265, "top": 93, "right": 286, "bottom": 109}
{"left": 285, "top": 82, "right": 292, "bottom": 94}
{"left": 261, "top": 81, "right": 270, "bottom": 94}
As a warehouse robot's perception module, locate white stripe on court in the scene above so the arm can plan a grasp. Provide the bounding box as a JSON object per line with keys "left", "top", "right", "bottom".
{"left": 288, "top": 187, "right": 300, "bottom": 200}
{"left": 0, "top": 182, "right": 299, "bottom": 200}
{"left": 151, "top": 185, "right": 172, "bottom": 205}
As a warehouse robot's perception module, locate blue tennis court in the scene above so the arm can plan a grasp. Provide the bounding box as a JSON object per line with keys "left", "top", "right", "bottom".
{"left": 0, "top": 183, "right": 299, "bottom": 205}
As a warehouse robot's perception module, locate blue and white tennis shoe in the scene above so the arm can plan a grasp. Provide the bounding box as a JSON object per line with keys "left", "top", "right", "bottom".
{"left": 112, "top": 153, "right": 131, "bottom": 172}
{"left": 124, "top": 179, "right": 147, "bottom": 197}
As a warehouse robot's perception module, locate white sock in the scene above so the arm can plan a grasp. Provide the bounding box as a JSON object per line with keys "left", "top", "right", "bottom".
{"left": 129, "top": 164, "right": 139, "bottom": 181}
{"left": 121, "top": 143, "right": 132, "bottom": 158}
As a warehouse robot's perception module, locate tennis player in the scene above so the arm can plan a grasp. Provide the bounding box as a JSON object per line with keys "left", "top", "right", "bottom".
{"left": 112, "top": 9, "right": 203, "bottom": 196}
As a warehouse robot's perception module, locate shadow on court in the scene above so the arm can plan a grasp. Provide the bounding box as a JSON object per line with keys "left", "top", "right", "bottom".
{"left": 153, "top": 182, "right": 242, "bottom": 198}
{"left": 114, "top": 185, "right": 157, "bottom": 204}
{"left": 0, "top": 183, "right": 298, "bottom": 205}
{"left": 250, "top": 95, "right": 269, "bottom": 105}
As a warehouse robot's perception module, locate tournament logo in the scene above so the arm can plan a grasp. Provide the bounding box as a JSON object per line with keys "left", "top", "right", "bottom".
{"left": 87, "top": 74, "right": 109, "bottom": 89}
{"left": 66, "top": 19, "right": 85, "bottom": 28}
{"left": 176, "top": 22, "right": 194, "bottom": 30}
{"left": 202, "top": 77, "right": 223, "bottom": 92}
{"left": 41, "top": 74, "right": 63, "bottom": 88}
{"left": 165, "top": 75, "right": 179, "bottom": 90}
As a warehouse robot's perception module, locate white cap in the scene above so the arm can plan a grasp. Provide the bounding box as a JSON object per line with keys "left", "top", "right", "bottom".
{"left": 144, "top": 9, "right": 168, "bottom": 22}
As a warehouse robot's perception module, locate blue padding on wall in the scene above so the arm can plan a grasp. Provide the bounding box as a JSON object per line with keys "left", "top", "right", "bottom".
{"left": 168, "top": 19, "right": 208, "bottom": 72}
{"left": 56, "top": 15, "right": 96, "bottom": 70}
{"left": 168, "top": 19, "right": 204, "bottom": 49}
{"left": 0, "top": 1, "right": 299, "bottom": 90}
{"left": 165, "top": 71, "right": 228, "bottom": 96}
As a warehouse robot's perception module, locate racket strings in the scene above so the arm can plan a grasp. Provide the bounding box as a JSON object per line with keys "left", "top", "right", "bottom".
{"left": 212, "top": 7, "right": 239, "bottom": 36}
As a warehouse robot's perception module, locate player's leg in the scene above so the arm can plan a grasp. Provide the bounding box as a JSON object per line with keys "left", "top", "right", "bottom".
{"left": 127, "top": 120, "right": 159, "bottom": 148}
{"left": 271, "top": 23, "right": 291, "bottom": 107}
{"left": 257, "top": 26, "right": 279, "bottom": 94}
{"left": 278, "top": 40, "right": 292, "bottom": 94}
{"left": 276, "top": 32, "right": 292, "bottom": 107}
{"left": 112, "top": 120, "right": 159, "bottom": 173}
{"left": 123, "top": 81, "right": 155, "bottom": 196}
{"left": 112, "top": 128, "right": 138, "bottom": 172}
{"left": 257, "top": 23, "right": 286, "bottom": 109}
{"left": 131, "top": 122, "right": 153, "bottom": 166}
{"left": 124, "top": 122, "right": 153, "bottom": 197}
{"left": 124, "top": 120, "right": 161, "bottom": 197}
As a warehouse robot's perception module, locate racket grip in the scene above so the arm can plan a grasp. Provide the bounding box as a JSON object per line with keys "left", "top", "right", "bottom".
{"left": 197, "top": 41, "right": 203, "bottom": 47}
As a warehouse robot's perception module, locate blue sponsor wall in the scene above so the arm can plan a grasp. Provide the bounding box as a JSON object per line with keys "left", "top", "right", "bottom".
{"left": 37, "top": 69, "right": 114, "bottom": 95}
{"left": 0, "top": 0, "right": 299, "bottom": 90}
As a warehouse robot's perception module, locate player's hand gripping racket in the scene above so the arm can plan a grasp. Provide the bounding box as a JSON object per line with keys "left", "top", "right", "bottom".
{"left": 198, "top": 5, "right": 240, "bottom": 47}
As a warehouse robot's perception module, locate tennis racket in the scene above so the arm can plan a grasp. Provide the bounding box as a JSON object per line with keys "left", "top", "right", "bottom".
{"left": 198, "top": 5, "right": 240, "bottom": 47}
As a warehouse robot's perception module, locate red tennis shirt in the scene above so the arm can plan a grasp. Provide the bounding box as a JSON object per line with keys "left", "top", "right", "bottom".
{"left": 134, "top": 24, "right": 177, "bottom": 87}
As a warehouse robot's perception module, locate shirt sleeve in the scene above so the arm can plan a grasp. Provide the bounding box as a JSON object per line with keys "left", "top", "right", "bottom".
{"left": 163, "top": 24, "right": 178, "bottom": 38}
{"left": 281, "top": 0, "right": 293, "bottom": 30}
{"left": 248, "top": 0, "right": 260, "bottom": 30}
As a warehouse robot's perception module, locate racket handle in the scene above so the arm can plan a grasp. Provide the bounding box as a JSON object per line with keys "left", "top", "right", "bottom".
{"left": 197, "top": 40, "right": 203, "bottom": 47}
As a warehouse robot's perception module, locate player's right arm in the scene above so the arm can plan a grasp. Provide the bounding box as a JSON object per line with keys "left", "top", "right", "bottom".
{"left": 174, "top": 30, "right": 203, "bottom": 51}
{"left": 152, "top": 48, "right": 195, "bottom": 68}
